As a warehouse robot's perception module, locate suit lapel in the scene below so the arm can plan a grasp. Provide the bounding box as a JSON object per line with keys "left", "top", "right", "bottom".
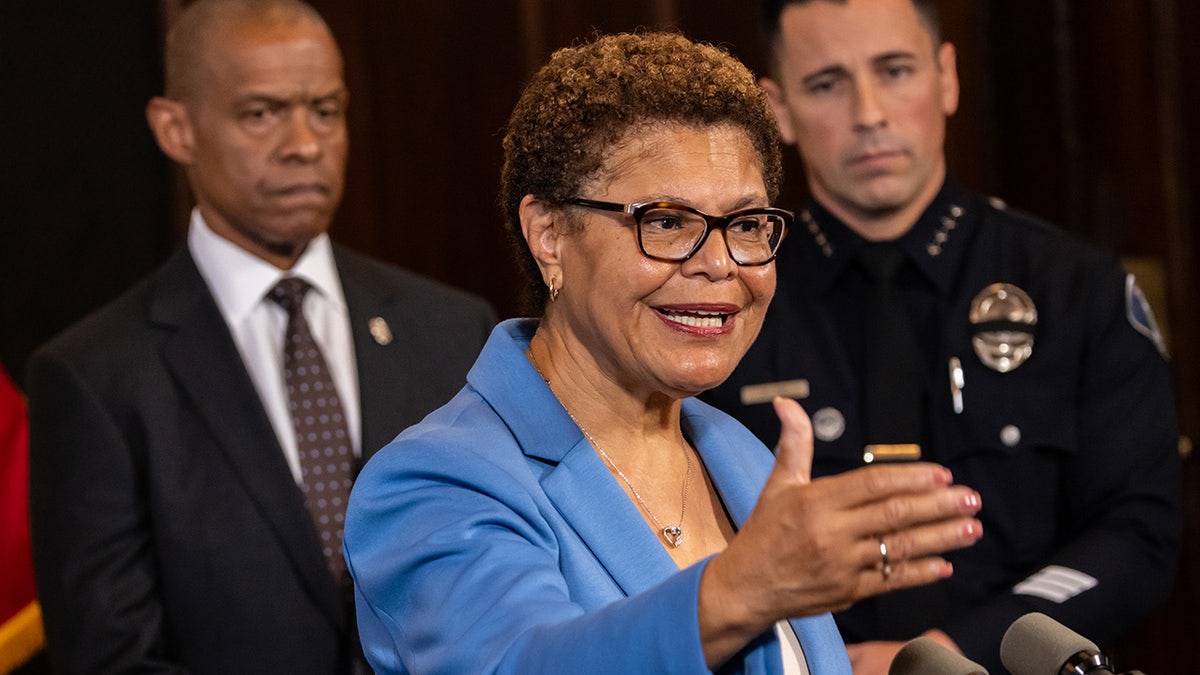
{"left": 686, "top": 402, "right": 854, "bottom": 675}
{"left": 337, "top": 251, "right": 395, "bottom": 464}
{"left": 681, "top": 401, "right": 769, "bottom": 527}
{"left": 545, "top": 401, "right": 850, "bottom": 673}
{"left": 336, "top": 247, "right": 433, "bottom": 467}
{"left": 150, "top": 250, "right": 343, "bottom": 628}
{"left": 545, "top": 402, "right": 778, "bottom": 598}
{"left": 476, "top": 321, "right": 850, "bottom": 673}
{"left": 472, "top": 321, "right": 680, "bottom": 597}
{"left": 542, "top": 436, "right": 682, "bottom": 597}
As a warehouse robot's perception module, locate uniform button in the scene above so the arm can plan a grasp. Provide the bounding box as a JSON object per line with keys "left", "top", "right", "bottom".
{"left": 812, "top": 407, "right": 846, "bottom": 442}
{"left": 1000, "top": 425, "right": 1021, "bottom": 447}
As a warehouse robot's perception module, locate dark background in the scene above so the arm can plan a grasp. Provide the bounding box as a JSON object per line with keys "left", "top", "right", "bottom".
{"left": 2, "top": 0, "right": 1196, "bottom": 671}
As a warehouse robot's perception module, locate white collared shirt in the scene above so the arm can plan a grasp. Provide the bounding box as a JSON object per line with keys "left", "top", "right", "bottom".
{"left": 188, "top": 209, "right": 361, "bottom": 483}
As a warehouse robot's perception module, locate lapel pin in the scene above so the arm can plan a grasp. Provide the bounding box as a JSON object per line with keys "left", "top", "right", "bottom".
{"left": 368, "top": 317, "right": 393, "bottom": 346}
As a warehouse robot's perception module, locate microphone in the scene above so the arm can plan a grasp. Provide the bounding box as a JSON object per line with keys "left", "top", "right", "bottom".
{"left": 1000, "top": 612, "right": 1127, "bottom": 675}
{"left": 888, "top": 637, "right": 989, "bottom": 675}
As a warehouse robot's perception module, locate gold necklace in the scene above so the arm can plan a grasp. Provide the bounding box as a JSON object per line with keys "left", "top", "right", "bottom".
{"left": 526, "top": 348, "right": 692, "bottom": 547}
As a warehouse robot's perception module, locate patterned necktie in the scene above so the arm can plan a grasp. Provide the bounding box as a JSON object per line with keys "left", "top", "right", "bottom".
{"left": 857, "top": 243, "right": 924, "bottom": 459}
{"left": 267, "top": 277, "right": 354, "bottom": 588}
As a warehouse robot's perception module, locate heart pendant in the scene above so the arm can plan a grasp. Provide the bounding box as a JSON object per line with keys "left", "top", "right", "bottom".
{"left": 663, "top": 526, "right": 684, "bottom": 547}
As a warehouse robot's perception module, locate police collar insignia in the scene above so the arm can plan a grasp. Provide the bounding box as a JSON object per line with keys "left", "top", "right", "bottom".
{"left": 923, "top": 203, "right": 965, "bottom": 257}
{"left": 800, "top": 209, "right": 834, "bottom": 258}
{"left": 969, "top": 283, "right": 1038, "bottom": 372}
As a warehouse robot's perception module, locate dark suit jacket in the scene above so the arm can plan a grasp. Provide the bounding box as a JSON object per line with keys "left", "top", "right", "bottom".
{"left": 26, "top": 244, "right": 495, "bottom": 674}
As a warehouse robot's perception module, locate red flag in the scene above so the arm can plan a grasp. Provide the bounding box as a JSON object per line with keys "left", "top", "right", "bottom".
{"left": 0, "top": 365, "right": 42, "bottom": 673}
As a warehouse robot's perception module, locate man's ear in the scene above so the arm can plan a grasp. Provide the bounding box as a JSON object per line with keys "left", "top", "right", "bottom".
{"left": 759, "top": 77, "right": 797, "bottom": 145}
{"left": 937, "top": 42, "right": 961, "bottom": 118}
{"left": 145, "top": 96, "right": 196, "bottom": 165}
{"left": 518, "top": 194, "right": 564, "bottom": 287}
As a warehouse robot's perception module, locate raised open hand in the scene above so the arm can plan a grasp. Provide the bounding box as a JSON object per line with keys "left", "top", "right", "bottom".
{"left": 699, "top": 398, "right": 982, "bottom": 666}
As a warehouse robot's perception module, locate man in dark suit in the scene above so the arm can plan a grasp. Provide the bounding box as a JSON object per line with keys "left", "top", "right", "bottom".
{"left": 25, "top": 1, "right": 495, "bottom": 672}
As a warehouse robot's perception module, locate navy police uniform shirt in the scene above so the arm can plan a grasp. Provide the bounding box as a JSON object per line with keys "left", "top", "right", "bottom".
{"left": 701, "top": 178, "right": 1182, "bottom": 672}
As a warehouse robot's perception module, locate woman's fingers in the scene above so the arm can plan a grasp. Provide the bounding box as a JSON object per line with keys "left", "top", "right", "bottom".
{"left": 840, "top": 515, "right": 982, "bottom": 603}
{"left": 718, "top": 400, "right": 985, "bottom": 624}
{"left": 771, "top": 397, "right": 813, "bottom": 484}
{"left": 853, "top": 484, "right": 982, "bottom": 536}
{"left": 853, "top": 517, "right": 983, "bottom": 580}
{"left": 840, "top": 461, "right": 955, "bottom": 504}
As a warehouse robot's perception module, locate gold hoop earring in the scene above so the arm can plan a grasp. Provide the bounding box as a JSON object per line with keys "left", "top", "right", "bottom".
{"left": 548, "top": 278, "right": 559, "bottom": 302}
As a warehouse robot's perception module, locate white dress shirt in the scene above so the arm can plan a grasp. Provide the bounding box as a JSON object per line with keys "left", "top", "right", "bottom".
{"left": 187, "top": 209, "right": 361, "bottom": 484}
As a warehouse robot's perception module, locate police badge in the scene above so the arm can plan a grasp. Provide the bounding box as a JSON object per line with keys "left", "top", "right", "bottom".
{"left": 969, "top": 283, "right": 1038, "bottom": 372}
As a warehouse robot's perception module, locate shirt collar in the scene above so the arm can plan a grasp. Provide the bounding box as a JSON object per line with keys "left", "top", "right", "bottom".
{"left": 187, "top": 208, "right": 346, "bottom": 324}
{"left": 793, "top": 177, "right": 978, "bottom": 297}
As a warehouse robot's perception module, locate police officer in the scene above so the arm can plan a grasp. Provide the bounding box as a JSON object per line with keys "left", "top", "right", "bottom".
{"left": 702, "top": 1, "right": 1183, "bottom": 673}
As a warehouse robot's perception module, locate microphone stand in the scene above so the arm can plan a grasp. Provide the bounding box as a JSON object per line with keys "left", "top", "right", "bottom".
{"left": 1060, "top": 651, "right": 1115, "bottom": 675}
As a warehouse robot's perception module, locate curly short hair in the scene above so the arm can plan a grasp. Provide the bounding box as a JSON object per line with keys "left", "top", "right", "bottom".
{"left": 500, "top": 31, "right": 783, "bottom": 311}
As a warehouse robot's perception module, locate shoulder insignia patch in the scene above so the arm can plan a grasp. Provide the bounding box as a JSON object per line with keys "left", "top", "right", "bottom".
{"left": 1126, "top": 274, "right": 1168, "bottom": 360}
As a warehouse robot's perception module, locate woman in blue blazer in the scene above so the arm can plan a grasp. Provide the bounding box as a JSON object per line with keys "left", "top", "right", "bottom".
{"left": 344, "top": 32, "right": 983, "bottom": 674}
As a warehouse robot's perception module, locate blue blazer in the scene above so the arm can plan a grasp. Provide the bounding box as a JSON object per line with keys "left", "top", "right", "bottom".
{"left": 345, "top": 319, "right": 850, "bottom": 674}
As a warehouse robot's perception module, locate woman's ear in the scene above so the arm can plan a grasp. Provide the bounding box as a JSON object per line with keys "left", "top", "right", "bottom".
{"left": 519, "top": 194, "right": 564, "bottom": 286}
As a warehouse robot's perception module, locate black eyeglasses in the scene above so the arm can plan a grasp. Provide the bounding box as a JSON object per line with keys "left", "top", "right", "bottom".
{"left": 566, "top": 198, "right": 791, "bottom": 266}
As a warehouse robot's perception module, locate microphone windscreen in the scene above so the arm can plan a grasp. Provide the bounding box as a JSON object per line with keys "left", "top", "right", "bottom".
{"left": 888, "top": 637, "right": 989, "bottom": 675}
{"left": 1000, "top": 612, "right": 1100, "bottom": 675}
